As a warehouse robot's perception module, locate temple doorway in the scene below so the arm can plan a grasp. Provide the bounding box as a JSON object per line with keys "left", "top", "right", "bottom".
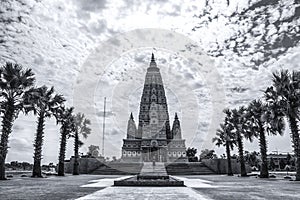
{"left": 150, "top": 147, "right": 158, "bottom": 162}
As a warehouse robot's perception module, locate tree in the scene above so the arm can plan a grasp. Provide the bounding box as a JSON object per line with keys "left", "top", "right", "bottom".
{"left": 21, "top": 162, "right": 31, "bottom": 170}
{"left": 87, "top": 145, "right": 100, "bottom": 157}
{"left": 186, "top": 147, "right": 198, "bottom": 162}
{"left": 55, "top": 106, "right": 75, "bottom": 176}
{"left": 24, "top": 86, "right": 65, "bottom": 177}
{"left": 269, "top": 157, "right": 275, "bottom": 171}
{"left": 246, "top": 99, "right": 285, "bottom": 178}
{"left": 244, "top": 151, "right": 259, "bottom": 169}
{"left": 0, "top": 63, "right": 35, "bottom": 180}
{"left": 112, "top": 156, "right": 117, "bottom": 162}
{"left": 213, "top": 118, "right": 235, "bottom": 176}
{"left": 227, "top": 107, "right": 248, "bottom": 177}
{"left": 265, "top": 70, "right": 300, "bottom": 180}
{"left": 286, "top": 153, "right": 291, "bottom": 165}
{"left": 279, "top": 158, "right": 286, "bottom": 170}
{"left": 72, "top": 112, "right": 91, "bottom": 175}
{"left": 200, "top": 149, "right": 216, "bottom": 160}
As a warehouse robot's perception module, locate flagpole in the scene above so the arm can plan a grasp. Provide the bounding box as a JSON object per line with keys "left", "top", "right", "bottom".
{"left": 102, "top": 97, "right": 106, "bottom": 157}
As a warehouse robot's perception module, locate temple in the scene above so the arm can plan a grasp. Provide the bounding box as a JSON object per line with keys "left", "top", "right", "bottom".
{"left": 121, "top": 53, "right": 187, "bottom": 162}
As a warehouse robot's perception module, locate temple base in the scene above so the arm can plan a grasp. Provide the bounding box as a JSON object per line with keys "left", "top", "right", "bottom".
{"left": 114, "top": 162, "right": 184, "bottom": 187}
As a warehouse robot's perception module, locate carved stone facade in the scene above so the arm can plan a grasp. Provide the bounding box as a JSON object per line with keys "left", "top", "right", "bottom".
{"left": 121, "top": 54, "right": 187, "bottom": 162}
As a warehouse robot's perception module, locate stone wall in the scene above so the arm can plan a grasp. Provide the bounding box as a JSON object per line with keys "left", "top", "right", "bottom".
{"left": 65, "top": 157, "right": 143, "bottom": 174}
{"left": 65, "top": 157, "right": 103, "bottom": 174}
{"left": 168, "top": 157, "right": 188, "bottom": 162}
{"left": 65, "top": 158, "right": 251, "bottom": 175}
{"left": 165, "top": 162, "right": 216, "bottom": 175}
{"left": 202, "top": 159, "right": 252, "bottom": 174}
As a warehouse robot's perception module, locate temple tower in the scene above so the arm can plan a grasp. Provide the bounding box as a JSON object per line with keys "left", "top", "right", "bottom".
{"left": 172, "top": 113, "right": 182, "bottom": 139}
{"left": 137, "top": 53, "right": 171, "bottom": 140}
{"left": 121, "top": 53, "right": 187, "bottom": 162}
{"left": 127, "top": 113, "right": 137, "bottom": 139}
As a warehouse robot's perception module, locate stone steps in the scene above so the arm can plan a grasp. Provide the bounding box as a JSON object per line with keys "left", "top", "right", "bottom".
{"left": 90, "top": 162, "right": 216, "bottom": 175}
{"left": 165, "top": 162, "right": 216, "bottom": 175}
{"left": 90, "top": 163, "right": 143, "bottom": 175}
{"left": 138, "top": 162, "right": 169, "bottom": 179}
{"left": 140, "top": 162, "right": 167, "bottom": 175}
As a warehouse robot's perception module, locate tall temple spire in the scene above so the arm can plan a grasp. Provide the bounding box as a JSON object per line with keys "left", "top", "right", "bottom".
{"left": 130, "top": 112, "right": 134, "bottom": 120}
{"left": 151, "top": 53, "right": 155, "bottom": 62}
{"left": 121, "top": 53, "right": 187, "bottom": 162}
{"left": 137, "top": 53, "right": 171, "bottom": 139}
{"left": 172, "top": 113, "right": 182, "bottom": 139}
{"left": 149, "top": 53, "right": 157, "bottom": 68}
{"left": 127, "top": 113, "right": 137, "bottom": 139}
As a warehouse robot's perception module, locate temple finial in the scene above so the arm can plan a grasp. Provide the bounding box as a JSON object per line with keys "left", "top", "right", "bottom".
{"left": 175, "top": 112, "right": 178, "bottom": 120}
{"left": 149, "top": 53, "right": 157, "bottom": 68}
{"left": 151, "top": 53, "right": 155, "bottom": 62}
{"left": 130, "top": 112, "right": 134, "bottom": 120}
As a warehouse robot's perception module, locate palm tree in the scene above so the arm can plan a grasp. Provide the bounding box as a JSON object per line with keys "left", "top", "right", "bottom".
{"left": 55, "top": 106, "right": 75, "bottom": 176}
{"left": 23, "top": 86, "right": 65, "bottom": 177}
{"left": 0, "top": 63, "right": 35, "bottom": 180}
{"left": 213, "top": 119, "right": 235, "bottom": 176}
{"left": 227, "top": 107, "right": 248, "bottom": 177}
{"left": 246, "top": 99, "right": 285, "bottom": 178}
{"left": 265, "top": 70, "right": 300, "bottom": 181}
{"left": 72, "top": 112, "right": 91, "bottom": 175}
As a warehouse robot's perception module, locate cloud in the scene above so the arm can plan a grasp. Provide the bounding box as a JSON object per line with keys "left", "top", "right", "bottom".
{"left": 109, "top": 128, "right": 121, "bottom": 136}
{"left": 192, "top": 82, "right": 204, "bottom": 89}
{"left": 108, "top": 37, "right": 121, "bottom": 46}
{"left": 184, "top": 72, "right": 194, "bottom": 80}
{"left": 134, "top": 54, "right": 147, "bottom": 63}
{"left": 9, "top": 137, "right": 32, "bottom": 152}
{"left": 73, "top": 0, "right": 107, "bottom": 12}
{"left": 1, "top": 0, "right": 298, "bottom": 162}
{"left": 229, "top": 86, "right": 249, "bottom": 93}
{"left": 158, "top": 57, "right": 167, "bottom": 64}
{"left": 158, "top": 4, "right": 181, "bottom": 16}
{"left": 96, "top": 111, "right": 115, "bottom": 118}
{"left": 89, "top": 19, "right": 108, "bottom": 35}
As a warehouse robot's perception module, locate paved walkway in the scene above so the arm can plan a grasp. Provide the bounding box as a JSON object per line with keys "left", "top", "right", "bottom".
{"left": 77, "top": 163, "right": 218, "bottom": 199}
{"left": 77, "top": 186, "right": 212, "bottom": 200}
{"left": 78, "top": 175, "right": 216, "bottom": 200}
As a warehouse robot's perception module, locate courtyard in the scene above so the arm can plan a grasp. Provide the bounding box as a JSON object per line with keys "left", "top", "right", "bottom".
{"left": 1, "top": 173, "right": 299, "bottom": 200}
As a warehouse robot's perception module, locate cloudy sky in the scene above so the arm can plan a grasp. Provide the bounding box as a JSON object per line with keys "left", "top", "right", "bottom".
{"left": 1, "top": 0, "right": 299, "bottom": 164}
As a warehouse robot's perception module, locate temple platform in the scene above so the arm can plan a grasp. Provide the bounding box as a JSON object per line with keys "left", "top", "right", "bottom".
{"left": 114, "top": 162, "right": 184, "bottom": 187}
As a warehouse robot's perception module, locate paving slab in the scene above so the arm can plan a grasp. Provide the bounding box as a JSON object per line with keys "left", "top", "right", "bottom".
{"left": 81, "top": 176, "right": 133, "bottom": 188}
{"left": 0, "top": 174, "right": 103, "bottom": 200}
{"left": 76, "top": 186, "right": 212, "bottom": 200}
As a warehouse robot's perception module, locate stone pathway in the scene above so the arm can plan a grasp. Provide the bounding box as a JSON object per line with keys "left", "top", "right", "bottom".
{"left": 77, "top": 162, "right": 218, "bottom": 199}
{"left": 77, "top": 186, "right": 212, "bottom": 200}
{"left": 81, "top": 176, "right": 132, "bottom": 188}
{"left": 78, "top": 175, "right": 217, "bottom": 200}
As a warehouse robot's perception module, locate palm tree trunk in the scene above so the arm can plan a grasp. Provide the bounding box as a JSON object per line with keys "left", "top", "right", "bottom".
{"left": 225, "top": 141, "right": 233, "bottom": 176}
{"left": 73, "top": 131, "right": 79, "bottom": 175}
{"left": 237, "top": 132, "right": 247, "bottom": 177}
{"left": 32, "top": 111, "right": 45, "bottom": 178}
{"left": 0, "top": 100, "right": 15, "bottom": 180}
{"left": 58, "top": 126, "right": 67, "bottom": 176}
{"left": 288, "top": 115, "right": 300, "bottom": 181}
{"left": 259, "top": 124, "right": 269, "bottom": 178}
